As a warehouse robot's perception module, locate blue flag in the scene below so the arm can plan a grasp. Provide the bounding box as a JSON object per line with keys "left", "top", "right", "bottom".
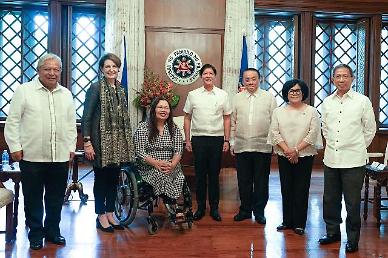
{"left": 120, "top": 36, "right": 128, "bottom": 97}
{"left": 239, "top": 35, "right": 248, "bottom": 90}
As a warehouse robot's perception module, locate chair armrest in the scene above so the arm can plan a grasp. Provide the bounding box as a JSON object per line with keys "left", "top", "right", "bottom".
{"left": 368, "top": 153, "right": 384, "bottom": 158}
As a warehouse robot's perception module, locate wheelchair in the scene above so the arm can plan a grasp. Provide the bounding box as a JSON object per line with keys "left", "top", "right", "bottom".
{"left": 114, "top": 165, "right": 193, "bottom": 234}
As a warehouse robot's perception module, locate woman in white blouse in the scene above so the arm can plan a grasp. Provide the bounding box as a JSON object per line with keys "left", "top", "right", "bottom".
{"left": 268, "top": 79, "right": 323, "bottom": 235}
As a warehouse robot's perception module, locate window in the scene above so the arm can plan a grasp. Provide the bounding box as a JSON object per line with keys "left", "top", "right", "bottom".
{"left": 314, "top": 20, "right": 367, "bottom": 113}
{"left": 71, "top": 9, "right": 105, "bottom": 119}
{"left": 0, "top": 8, "right": 48, "bottom": 118}
{"left": 0, "top": 4, "right": 105, "bottom": 120}
{"left": 380, "top": 23, "right": 388, "bottom": 126}
{"left": 254, "top": 16, "right": 295, "bottom": 106}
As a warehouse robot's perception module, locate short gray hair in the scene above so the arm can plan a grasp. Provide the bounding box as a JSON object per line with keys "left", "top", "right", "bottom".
{"left": 37, "top": 53, "right": 62, "bottom": 71}
{"left": 332, "top": 64, "right": 354, "bottom": 77}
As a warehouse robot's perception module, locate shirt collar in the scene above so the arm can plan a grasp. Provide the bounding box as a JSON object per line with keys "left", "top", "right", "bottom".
{"left": 244, "top": 88, "right": 260, "bottom": 98}
{"left": 333, "top": 88, "right": 355, "bottom": 100}
{"left": 35, "top": 78, "right": 61, "bottom": 92}
{"left": 200, "top": 86, "right": 216, "bottom": 94}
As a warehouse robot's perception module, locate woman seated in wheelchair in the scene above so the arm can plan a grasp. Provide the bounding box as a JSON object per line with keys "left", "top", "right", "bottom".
{"left": 134, "top": 96, "right": 191, "bottom": 219}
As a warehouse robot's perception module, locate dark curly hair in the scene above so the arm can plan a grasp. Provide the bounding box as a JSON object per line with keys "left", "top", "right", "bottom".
{"left": 148, "top": 96, "right": 176, "bottom": 142}
{"left": 281, "top": 79, "right": 309, "bottom": 102}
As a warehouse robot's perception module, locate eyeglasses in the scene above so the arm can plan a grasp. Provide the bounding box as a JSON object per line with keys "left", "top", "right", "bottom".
{"left": 156, "top": 106, "right": 170, "bottom": 110}
{"left": 288, "top": 89, "right": 302, "bottom": 95}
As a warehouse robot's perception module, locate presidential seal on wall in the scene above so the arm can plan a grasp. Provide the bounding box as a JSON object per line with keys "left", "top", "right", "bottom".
{"left": 165, "top": 48, "right": 202, "bottom": 85}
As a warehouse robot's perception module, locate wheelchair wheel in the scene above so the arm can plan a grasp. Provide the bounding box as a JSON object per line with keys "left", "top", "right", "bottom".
{"left": 147, "top": 217, "right": 158, "bottom": 235}
{"left": 115, "top": 168, "right": 139, "bottom": 226}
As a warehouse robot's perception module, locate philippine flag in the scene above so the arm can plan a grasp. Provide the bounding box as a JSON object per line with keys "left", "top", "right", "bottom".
{"left": 118, "top": 35, "right": 128, "bottom": 97}
{"left": 238, "top": 35, "right": 248, "bottom": 92}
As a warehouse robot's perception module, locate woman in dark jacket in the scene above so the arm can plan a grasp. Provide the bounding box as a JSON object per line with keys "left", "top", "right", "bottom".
{"left": 81, "top": 53, "right": 135, "bottom": 232}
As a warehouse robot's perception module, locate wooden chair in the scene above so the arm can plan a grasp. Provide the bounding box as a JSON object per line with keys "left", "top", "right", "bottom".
{"left": 367, "top": 142, "right": 388, "bottom": 165}
{"left": 364, "top": 143, "right": 388, "bottom": 226}
{"left": 0, "top": 182, "right": 15, "bottom": 243}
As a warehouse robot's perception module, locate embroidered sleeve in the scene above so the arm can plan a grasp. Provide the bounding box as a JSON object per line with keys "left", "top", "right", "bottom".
{"left": 267, "top": 109, "right": 284, "bottom": 146}
{"left": 302, "top": 108, "right": 323, "bottom": 149}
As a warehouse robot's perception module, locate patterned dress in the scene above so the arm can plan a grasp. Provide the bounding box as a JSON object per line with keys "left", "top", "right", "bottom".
{"left": 134, "top": 121, "right": 185, "bottom": 199}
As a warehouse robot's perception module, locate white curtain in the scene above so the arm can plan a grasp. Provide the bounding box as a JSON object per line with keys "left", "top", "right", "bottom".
{"left": 105, "top": 0, "right": 145, "bottom": 129}
{"left": 222, "top": 0, "right": 255, "bottom": 98}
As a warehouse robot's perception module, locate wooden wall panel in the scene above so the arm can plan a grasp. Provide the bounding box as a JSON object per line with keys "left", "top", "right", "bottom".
{"left": 145, "top": 31, "right": 223, "bottom": 116}
{"left": 144, "top": 0, "right": 225, "bottom": 117}
{"left": 145, "top": 0, "right": 225, "bottom": 30}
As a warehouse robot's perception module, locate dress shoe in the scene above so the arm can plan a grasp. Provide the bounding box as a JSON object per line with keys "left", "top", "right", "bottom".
{"left": 45, "top": 235, "right": 66, "bottom": 245}
{"left": 293, "top": 228, "right": 305, "bottom": 235}
{"left": 345, "top": 242, "right": 359, "bottom": 253}
{"left": 318, "top": 234, "right": 341, "bottom": 245}
{"left": 210, "top": 209, "right": 222, "bottom": 221}
{"left": 233, "top": 212, "right": 251, "bottom": 221}
{"left": 96, "top": 217, "right": 114, "bottom": 233}
{"left": 109, "top": 222, "right": 125, "bottom": 230}
{"left": 276, "top": 223, "right": 291, "bottom": 231}
{"left": 30, "top": 239, "right": 43, "bottom": 250}
{"left": 255, "top": 215, "right": 266, "bottom": 224}
{"left": 193, "top": 210, "right": 205, "bottom": 221}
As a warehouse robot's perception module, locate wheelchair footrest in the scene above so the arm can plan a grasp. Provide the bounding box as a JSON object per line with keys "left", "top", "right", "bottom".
{"left": 175, "top": 213, "right": 185, "bottom": 223}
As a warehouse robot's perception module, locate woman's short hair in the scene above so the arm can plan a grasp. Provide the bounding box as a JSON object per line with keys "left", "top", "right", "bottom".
{"left": 281, "top": 79, "right": 309, "bottom": 102}
{"left": 199, "top": 64, "right": 217, "bottom": 76}
{"left": 98, "top": 53, "right": 121, "bottom": 71}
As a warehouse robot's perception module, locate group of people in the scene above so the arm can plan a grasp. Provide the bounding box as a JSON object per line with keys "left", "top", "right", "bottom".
{"left": 183, "top": 63, "right": 376, "bottom": 254}
{"left": 4, "top": 53, "right": 187, "bottom": 250}
{"left": 3, "top": 52, "right": 376, "bottom": 254}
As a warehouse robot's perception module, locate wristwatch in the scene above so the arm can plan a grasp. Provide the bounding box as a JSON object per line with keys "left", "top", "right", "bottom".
{"left": 83, "top": 137, "right": 91, "bottom": 143}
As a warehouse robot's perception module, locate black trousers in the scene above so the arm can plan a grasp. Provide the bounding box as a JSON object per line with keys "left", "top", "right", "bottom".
{"left": 236, "top": 152, "right": 271, "bottom": 217}
{"left": 191, "top": 136, "right": 224, "bottom": 211}
{"left": 323, "top": 165, "right": 365, "bottom": 245}
{"left": 278, "top": 155, "right": 314, "bottom": 229}
{"left": 93, "top": 166, "right": 120, "bottom": 214}
{"left": 19, "top": 160, "right": 68, "bottom": 241}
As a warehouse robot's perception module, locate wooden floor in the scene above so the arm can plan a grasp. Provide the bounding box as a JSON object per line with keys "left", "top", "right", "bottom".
{"left": 1, "top": 166, "right": 388, "bottom": 258}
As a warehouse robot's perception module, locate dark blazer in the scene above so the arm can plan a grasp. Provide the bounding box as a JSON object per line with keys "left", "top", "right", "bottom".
{"left": 81, "top": 82, "right": 102, "bottom": 168}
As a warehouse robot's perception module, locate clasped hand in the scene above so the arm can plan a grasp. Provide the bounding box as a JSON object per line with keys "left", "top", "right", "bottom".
{"left": 84, "top": 145, "right": 95, "bottom": 160}
{"left": 154, "top": 160, "right": 174, "bottom": 174}
{"left": 284, "top": 148, "right": 298, "bottom": 164}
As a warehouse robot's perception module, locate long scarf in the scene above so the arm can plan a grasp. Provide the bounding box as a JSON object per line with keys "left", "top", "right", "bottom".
{"left": 99, "top": 78, "right": 135, "bottom": 167}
